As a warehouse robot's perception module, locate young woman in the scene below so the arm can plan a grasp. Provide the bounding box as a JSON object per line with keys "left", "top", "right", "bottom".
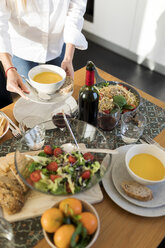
{"left": 0, "top": 0, "right": 87, "bottom": 99}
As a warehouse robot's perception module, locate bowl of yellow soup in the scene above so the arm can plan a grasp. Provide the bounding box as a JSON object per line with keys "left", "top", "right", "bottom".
{"left": 125, "top": 144, "right": 165, "bottom": 185}
{"left": 28, "top": 64, "right": 66, "bottom": 94}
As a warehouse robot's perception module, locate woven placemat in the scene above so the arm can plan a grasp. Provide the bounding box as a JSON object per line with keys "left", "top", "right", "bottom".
{"left": 0, "top": 97, "right": 164, "bottom": 248}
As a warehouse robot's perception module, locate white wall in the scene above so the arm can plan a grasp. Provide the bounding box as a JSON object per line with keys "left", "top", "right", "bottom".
{"left": 84, "top": 0, "right": 138, "bottom": 50}
{"left": 83, "top": 0, "right": 165, "bottom": 74}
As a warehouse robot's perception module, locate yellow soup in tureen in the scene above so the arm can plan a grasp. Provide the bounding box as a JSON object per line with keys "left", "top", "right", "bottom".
{"left": 33, "top": 72, "right": 62, "bottom": 84}
{"left": 129, "top": 153, "right": 165, "bottom": 181}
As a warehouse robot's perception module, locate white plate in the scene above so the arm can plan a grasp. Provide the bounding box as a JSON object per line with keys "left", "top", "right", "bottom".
{"left": 13, "top": 96, "right": 77, "bottom": 128}
{"left": 24, "top": 81, "right": 73, "bottom": 104}
{"left": 102, "top": 145, "right": 165, "bottom": 217}
{"left": 111, "top": 147, "right": 165, "bottom": 208}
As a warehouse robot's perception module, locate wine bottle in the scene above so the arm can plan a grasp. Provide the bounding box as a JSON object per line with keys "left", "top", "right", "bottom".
{"left": 78, "top": 61, "right": 99, "bottom": 126}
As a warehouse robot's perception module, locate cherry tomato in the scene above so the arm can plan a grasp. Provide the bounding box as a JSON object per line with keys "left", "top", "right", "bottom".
{"left": 122, "top": 104, "right": 137, "bottom": 113}
{"left": 83, "top": 152, "right": 94, "bottom": 161}
{"left": 66, "top": 182, "right": 72, "bottom": 193}
{"left": 54, "top": 147, "right": 63, "bottom": 157}
{"left": 103, "top": 110, "right": 110, "bottom": 114}
{"left": 30, "top": 170, "right": 41, "bottom": 182}
{"left": 99, "top": 93, "right": 104, "bottom": 100}
{"left": 130, "top": 104, "right": 136, "bottom": 110}
{"left": 47, "top": 162, "right": 58, "bottom": 172}
{"left": 68, "top": 155, "right": 77, "bottom": 164}
{"left": 81, "top": 170, "right": 91, "bottom": 179}
{"left": 122, "top": 109, "right": 130, "bottom": 113}
{"left": 118, "top": 83, "right": 128, "bottom": 90}
{"left": 26, "top": 177, "right": 34, "bottom": 186}
{"left": 44, "top": 145, "right": 53, "bottom": 155}
{"left": 50, "top": 174, "right": 61, "bottom": 182}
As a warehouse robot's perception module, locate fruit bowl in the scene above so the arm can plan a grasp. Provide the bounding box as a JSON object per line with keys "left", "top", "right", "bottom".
{"left": 15, "top": 119, "right": 112, "bottom": 195}
{"left": 42, "top": 198, "right": 100, "bottom": 248}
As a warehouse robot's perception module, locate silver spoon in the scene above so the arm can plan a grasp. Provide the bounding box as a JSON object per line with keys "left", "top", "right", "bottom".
{"left": 62, "top": 111, "right": 80, "bottom": 149}
{"left": 92, "top": 62, "right": 107, "bottom": 84}
{"left": 61, "top": 143, "right": 118, "bottom": 155}
{"left": 21, "top": 75, "right": 51, "bottom": 101}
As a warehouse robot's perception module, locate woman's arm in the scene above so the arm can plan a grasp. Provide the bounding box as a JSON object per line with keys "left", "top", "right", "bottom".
{"left": 0, "top": 1, "right": 29, "bottom": 98}
{"left": 61, "top": 43, "right": 75, "bottom": 79}
{"left": 0, "top": 52, "right": 29, "bottom": 98}
{"left": 64, "top": 0, "right": 88, "bottom": 50}
{"left": 62, "top": 0, "right": 88, "bottom": 78}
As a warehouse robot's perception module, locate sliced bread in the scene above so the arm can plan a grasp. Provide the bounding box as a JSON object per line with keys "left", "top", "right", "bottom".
{"left": 121, "top": 181, "right": 153, "bottom": 201}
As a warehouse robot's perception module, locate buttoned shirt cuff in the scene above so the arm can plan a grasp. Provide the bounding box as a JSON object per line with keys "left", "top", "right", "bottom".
{"left": 64, "top": 28, "right": 88, "bottom": 50}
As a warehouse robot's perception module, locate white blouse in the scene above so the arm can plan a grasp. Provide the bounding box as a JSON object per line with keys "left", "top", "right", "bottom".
{"left": 0, "top": 0, "right": 88, "bottom": 63}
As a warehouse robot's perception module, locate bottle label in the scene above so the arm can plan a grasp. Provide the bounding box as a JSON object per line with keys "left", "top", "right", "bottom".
{"left": 85, "top": 70, "right": 94, "bottom": 86}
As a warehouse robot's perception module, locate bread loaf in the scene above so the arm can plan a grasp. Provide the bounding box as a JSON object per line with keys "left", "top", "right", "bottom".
{"left": 57, "top": 76, "right": 73, "bottom": 95}
{"left": 0, "top": 176, "right": 25, "bottom": 214}
{"left": 121, "top": 181, "right": 153, "bottom": 201}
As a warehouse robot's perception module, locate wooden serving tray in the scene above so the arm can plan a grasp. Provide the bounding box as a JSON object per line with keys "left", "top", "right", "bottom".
{"left": 4, "top": 184, "right": 103, "bottom": 222}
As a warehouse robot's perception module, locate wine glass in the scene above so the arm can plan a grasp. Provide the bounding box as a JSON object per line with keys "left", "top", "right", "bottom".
{"left": 51, "top": 103, "right": 72, "bottom": 129}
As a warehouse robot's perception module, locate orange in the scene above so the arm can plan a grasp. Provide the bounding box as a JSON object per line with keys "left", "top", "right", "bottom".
{"left": 79, "top": 212, "right": 98, "bottom": 235}
{"left": 59, "top": 198, "right": 82, "bottom": 216}
{"left": 41, "top": 207, "right": 64, "bottom": 233}
{"left": 54, "top": 224, "right": 78, "bottom": 248}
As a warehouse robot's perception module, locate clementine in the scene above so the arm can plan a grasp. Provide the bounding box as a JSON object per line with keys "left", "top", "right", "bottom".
{"left": 59, "top": 198, "right": 82, "bottom": 216}
{"left": 79, "top": 212, "right": 98, "bottom": 235}
{"left": 54, "top": 224, "right": 78, "bottom": 248}
{"left": 41, "top": 207, "right": 64, "bottom": 233}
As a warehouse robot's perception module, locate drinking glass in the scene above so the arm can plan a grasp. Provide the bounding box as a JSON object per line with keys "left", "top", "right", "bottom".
{"left": 0, "top": 217, "right": 15, "bottom": 248}
{"left": 121, "top": 111, "right": 147, "bottom": 144}
{"left": 22, "top": 123, "right": 45, "bottom": 150}
{"left": 51, "top": 103, "right": 72, "bottom": 129}
{"left": 97, "top": 103, "right": 121, "bottom": 131}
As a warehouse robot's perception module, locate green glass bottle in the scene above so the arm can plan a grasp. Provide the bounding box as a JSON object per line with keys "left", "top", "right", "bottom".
{"left": 78, "top": 61, "right": 99, "bottom": 126}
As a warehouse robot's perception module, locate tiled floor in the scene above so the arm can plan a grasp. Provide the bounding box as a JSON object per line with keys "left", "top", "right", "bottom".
{"left": 73, "top": 40, "right": 165, "bottom": 102}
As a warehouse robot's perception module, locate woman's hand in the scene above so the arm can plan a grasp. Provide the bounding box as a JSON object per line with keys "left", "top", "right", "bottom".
{"left": 61, "top": 43, "right": 75, "bottom": 79}
{"left": 61, "top": 59, "right": 74, "bottom": 79}
{"left": 6, "top": 69, "right": 29, "bottom": 99}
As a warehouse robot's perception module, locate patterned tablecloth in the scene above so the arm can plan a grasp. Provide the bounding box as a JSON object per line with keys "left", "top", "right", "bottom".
{"left": 0, "top": 97, "right": 165, "bottom": 248}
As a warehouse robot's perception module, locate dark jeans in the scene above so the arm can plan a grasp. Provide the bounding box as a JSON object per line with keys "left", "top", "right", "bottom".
{"left": 0, "top": 62, "right": 13, "bottom": 108}
{"left": 12, "top": 45, "right": 66, "bottom": 78}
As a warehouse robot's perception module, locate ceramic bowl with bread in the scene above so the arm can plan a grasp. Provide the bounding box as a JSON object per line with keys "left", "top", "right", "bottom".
{"left": 42, "top": 198, "right": 100, "bottom": 248}
{"left": 28, "top": 64, "right": 66, "bottom": 94}
{"left": 125, "top": 144, "right": 165, "bottom": 185}
{"left": 0, "top": 115, "right": 9, "bottom": 139}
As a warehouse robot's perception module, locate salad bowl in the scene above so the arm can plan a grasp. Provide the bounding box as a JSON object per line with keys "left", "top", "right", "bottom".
{"left": 15, "top": 119, "right": 112, "bottom": 196}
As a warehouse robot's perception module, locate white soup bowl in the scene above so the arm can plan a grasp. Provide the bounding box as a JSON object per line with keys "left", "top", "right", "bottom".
{"left": 28, "top": 64, "right": 66, "bottom": 94}
{"left": 125, "top": 144, "right": 165, "bottom": 185}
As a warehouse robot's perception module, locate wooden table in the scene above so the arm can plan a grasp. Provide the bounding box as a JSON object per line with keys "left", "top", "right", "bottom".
{"left": 1, "top": 67, "right": 165, "bottom": 248}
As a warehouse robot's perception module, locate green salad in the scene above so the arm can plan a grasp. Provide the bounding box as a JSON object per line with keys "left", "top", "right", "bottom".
{"left": 25, "top": 145, "right": 101, "bottom": 195}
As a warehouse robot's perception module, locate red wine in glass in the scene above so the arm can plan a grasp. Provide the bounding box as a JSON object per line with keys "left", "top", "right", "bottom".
{"left": 52, "top": 112, "right": 71, "bottom": 128}
{"left": 97, "top": 115, "right": 117, "bottom": 131}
